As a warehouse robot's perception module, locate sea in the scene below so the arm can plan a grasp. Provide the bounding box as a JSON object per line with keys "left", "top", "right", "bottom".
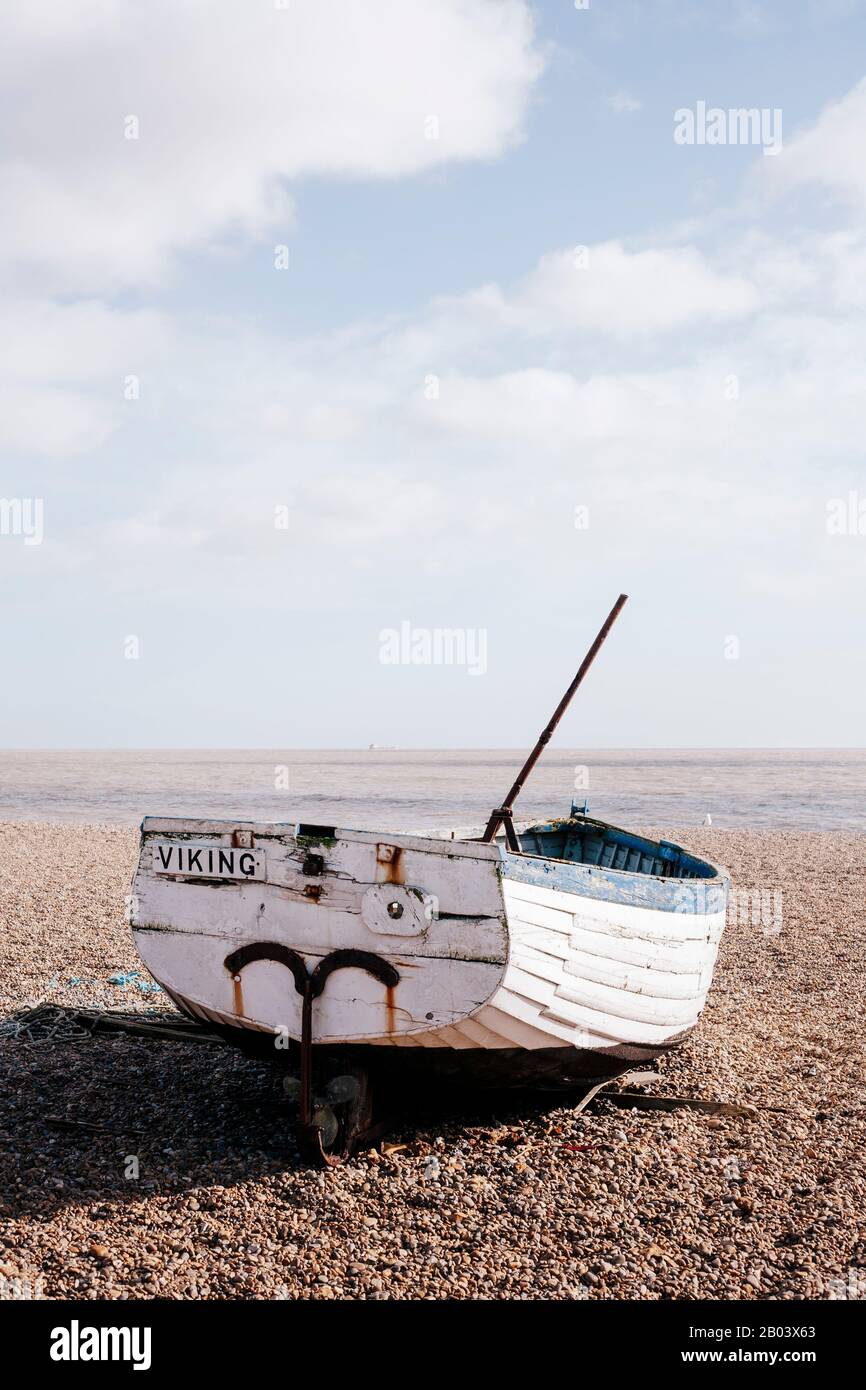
{"left": 0, "top": 749, "right": 863, "bottom": 831}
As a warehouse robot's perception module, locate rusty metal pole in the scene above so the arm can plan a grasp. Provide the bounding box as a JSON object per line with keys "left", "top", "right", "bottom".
{"left": 481, "top": 593, "right": 629, "bottom": 848}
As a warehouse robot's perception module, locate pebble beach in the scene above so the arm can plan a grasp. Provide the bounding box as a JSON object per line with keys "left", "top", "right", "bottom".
{"left": 0, "top": 822, "right": 863, "bottom": 1301}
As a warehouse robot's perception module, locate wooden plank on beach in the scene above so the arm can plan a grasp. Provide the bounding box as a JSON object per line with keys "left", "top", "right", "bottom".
{"left": 601, "top": 1092, "right": 758, "bottom": 1118}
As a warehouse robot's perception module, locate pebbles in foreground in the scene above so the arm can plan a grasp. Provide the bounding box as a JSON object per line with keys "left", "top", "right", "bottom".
{"left": 0, "top": 822, "right": 864, "bottom": 1301}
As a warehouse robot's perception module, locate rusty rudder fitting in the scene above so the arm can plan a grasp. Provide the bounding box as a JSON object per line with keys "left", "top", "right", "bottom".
{"left": 224, "top": 943, "right": 399, "bottom": 1165}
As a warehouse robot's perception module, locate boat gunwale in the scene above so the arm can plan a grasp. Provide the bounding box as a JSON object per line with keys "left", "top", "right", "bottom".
{"left": 503, "top": 814, "right": 726, "bottom": 884}
{"left": 496, "top": 816, "right": 729, "bottom": 916}
{"left": 138, "top": 815, "right": 504, "bottom": 862}
{"left": 138, "top": 813, "right": 728, "bottom": 888}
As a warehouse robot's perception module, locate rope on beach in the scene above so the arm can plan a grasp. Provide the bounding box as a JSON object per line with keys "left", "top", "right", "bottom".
{"left": 0, "top": 1002, "right": 224, "bottom": 1045}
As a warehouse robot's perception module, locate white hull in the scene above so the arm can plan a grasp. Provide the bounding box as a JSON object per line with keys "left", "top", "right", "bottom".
{"left": 487, "top": 876, "right": 722, "bottom": 1057}
{"left": 131, "top": 816, "right": 726, "bottom": 1077}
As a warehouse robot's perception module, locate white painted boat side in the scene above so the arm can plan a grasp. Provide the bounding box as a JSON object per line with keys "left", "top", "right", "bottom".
{"left": 132, "top": 822, "right": 509, "bottom": 1044}
{"left": 503, "top": 877, "right": 724, "bottom": 942}
{"left": 131, "top": 818, "right": 725, "bottom": 1062}
{"left": 473, "top": 876, "right": 724, "bottom": 1054}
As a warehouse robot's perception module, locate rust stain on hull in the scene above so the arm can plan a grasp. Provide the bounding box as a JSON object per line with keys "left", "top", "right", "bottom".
{"left": 377, "top": 844, "right": 404, "bottom": 884}
{"left": 232, "top": 975, "right": 245, "bottom": 1017}
{"left": 385, "top": 983, "right": 397, "bottom": 1034}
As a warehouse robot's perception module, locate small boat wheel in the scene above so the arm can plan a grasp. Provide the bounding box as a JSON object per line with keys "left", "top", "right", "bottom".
{"left": 285, "top": 1067, "right": 375, "bottom": 1166}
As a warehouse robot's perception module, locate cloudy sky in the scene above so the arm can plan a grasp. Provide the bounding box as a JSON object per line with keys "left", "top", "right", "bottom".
{"left": 2, "top": 0, "right": 865, "bottom": 749}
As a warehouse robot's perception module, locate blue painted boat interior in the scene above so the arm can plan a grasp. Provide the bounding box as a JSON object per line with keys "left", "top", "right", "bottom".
{"left": 517, "top": 817, "right": 717, "bottom": 880}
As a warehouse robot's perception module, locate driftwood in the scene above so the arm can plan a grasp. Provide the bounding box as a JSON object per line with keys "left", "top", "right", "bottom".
{"left": 618, "top": 1070, "right": 660, "bottom": 1087}
{"left": 572, "top": 1080, "right": 612, "bottom": 1116}
{"left": 601, "top": 1091, "right": 758, "bottom": 1119}
{"left": 0, "top": 1002, "right": 224, "bottom": 1046}
{"left": 83, "top": 1012, "right": 224, "bottom": 1045}
{"left": 45, "top": 1115, "right": 145, "bottom": 1137}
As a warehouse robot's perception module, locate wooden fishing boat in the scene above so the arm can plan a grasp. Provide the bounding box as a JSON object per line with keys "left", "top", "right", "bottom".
{"left": 128, "top": 596, "right": 729, "bottom": 1162}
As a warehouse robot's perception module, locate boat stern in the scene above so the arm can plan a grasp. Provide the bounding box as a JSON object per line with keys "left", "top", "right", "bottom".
{"left": 129, "top": 819, "right": 510, "bottom": 1047}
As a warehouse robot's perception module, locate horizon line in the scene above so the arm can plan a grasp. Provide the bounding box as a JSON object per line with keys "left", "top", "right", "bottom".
{"left": 0, "top": 746, "right": 864, "bottom": 755}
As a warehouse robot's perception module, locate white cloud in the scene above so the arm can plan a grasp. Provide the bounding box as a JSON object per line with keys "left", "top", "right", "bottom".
{"left": 728, "top": 3, "right": 775, "bottom": 38}
{"left": 0, "top": 384, "right": 116, "bottom": 457}
{"left": 511, "top": 241, "right": 761, "bottom": 335}
{"left": 0, "top": 297, "right": 170, "bottom": 455}
{"left": 0, "top": 299, "right": 168, "bottom": 382}
{"left": 419, "top": 241, "right": 763, "bottom": 341}
{"left": 607, "top": 91, "right": 642, "bottom": 114}
{"left": 0, "top": 0, "right": 543, "bottom": 293}
{"left": 767, "top": 76, "right": 866, "bottom": 208}
{"left": 0, "top": 1, "right": 542, "bottom": 458}
{"left": 5, "top": 55, "right": 866, "bottom": 634}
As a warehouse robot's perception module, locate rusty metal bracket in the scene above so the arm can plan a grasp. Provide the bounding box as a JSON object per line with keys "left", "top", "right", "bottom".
{"left": 224, "top": 943, "right": 399, "bottom": 1166}
{"left": 483, "top": 808, "right": 521, "bottom": 852}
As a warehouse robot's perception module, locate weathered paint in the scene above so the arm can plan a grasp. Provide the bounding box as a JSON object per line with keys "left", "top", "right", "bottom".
{"left": 514, "top": 816, "right": 717, "bottom": 877}
{"left": 130, "top": 812, "right": 728, "bottom": 1066}
{"left": 132, "top": 820, "right": 509, "bottom": 1044}
{"left": 502, "top": 849, "right": 727, "bottom": 915}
